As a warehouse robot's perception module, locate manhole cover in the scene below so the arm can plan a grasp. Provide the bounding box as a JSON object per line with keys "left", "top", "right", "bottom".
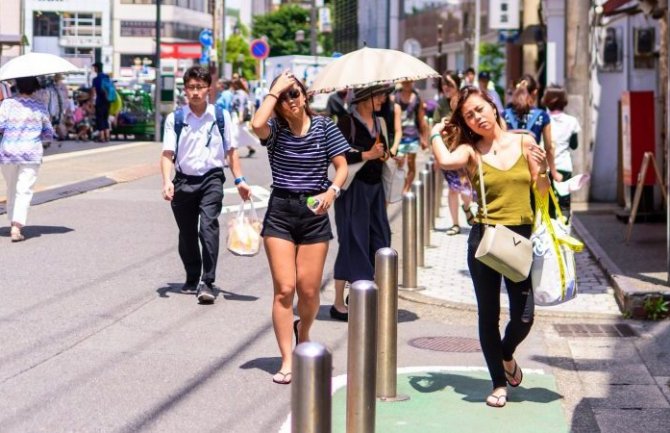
{"left": 409, "top": 337, "right": 481, "bottom": 353}
{"left": 554, "top": 323, "right": 637, "bottom": 338}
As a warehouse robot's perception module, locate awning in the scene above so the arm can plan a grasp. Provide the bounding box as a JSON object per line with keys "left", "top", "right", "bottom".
{"left": 0, "top": 34, "right": 22, "bottom": 46}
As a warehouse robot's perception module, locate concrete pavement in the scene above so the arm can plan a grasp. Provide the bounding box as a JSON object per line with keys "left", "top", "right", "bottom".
{"left": 0, "top": 141, "right": 669, "bottom": 432}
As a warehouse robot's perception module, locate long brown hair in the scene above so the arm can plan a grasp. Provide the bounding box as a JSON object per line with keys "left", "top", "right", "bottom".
{"left": 269, "top": 75, "right": 314, "bottom": 126}
{"left": 445, "top": 86, "right": 503, "bottom": 150}
{"left": 509, "top": 74, "right": 538, "bottom": 116}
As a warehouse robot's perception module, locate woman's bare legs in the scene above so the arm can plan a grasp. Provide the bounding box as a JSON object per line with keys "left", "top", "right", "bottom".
{"left": 264, "top": 237, "right": 328, "bottom": 381}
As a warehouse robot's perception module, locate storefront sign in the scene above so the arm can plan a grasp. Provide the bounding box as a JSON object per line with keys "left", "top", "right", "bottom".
{"left": 489, "top": 0, "right": 520, "bottom": 30}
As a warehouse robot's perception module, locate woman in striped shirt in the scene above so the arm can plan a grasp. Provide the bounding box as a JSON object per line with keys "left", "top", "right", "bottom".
{"left": 251, "top": 71, "right": 349, "bottom": 385}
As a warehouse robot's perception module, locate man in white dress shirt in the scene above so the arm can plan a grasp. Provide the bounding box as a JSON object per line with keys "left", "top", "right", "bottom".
{"left": 160, "top": 66, "right": 252, "bottom": 304}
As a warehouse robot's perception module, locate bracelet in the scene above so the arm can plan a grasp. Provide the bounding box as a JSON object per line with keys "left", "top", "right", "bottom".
{"left": 234, "top": 176, "right": 246, "bottom": 185}
{"left": 430, "top": 133, "right": 442, "bottom": 142}
{"left": 266, "top": 93, "right": 278, "bottom": 100}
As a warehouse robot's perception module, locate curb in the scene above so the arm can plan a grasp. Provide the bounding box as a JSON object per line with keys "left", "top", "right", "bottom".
{"left": 398, "top": 286, "right": 622, "bottom": 320}
{"left": 572, "top": 214, "right": 670, "bottom": 319}
{"left": 0, "top": 163, "right": 158, "bottom": 215}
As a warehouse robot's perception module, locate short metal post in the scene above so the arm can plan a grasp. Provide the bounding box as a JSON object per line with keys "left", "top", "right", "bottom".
{"left": 433, "top": 161, "right": 442, "bottom": 221}
{"left": 412, "top": 180, "right": 425, "bottom": 267}
{"left": 292, "top": 342, "right": 332, "bottom": 433}
{"left": 375, "top": 248, "right": 410, "bottom": 403}
{"left": 346, "top": 280, "right": 378, "bottom": 433}
{"left": 426, "top": 161, "right": 435, "bottom": 230}
{"left": 419, "top": 169, "right": 431, "bottom": 247}
{"left": 401, "top": 192, "right": 421, "bottom": 290}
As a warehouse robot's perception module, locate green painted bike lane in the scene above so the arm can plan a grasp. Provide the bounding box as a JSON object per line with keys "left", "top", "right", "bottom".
{"left": 331, "top": 368, "right": 568, "bottom": 433}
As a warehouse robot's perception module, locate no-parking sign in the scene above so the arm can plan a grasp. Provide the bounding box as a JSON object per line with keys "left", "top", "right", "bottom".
{"left": 249, "top": 39, "right": 270, "bottom": 60}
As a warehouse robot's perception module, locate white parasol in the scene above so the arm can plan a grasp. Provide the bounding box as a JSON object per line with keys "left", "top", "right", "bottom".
{"left": 309, "top": 47, "right": 440, "bottom": 94}
{"left": 0, "top": 52, "right": 81, "bottom": 81}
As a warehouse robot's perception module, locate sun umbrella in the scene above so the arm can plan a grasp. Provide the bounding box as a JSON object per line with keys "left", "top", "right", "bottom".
{"left": 0, "top": 52, "right": 80, "bottom": 81}
{"left": 309, "top": 47, "right": 439, "bottom": 94}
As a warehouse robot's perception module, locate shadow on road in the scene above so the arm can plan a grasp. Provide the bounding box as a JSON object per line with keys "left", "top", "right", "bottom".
{"left": 0, "top": 225, "right": 73, "bottom": 239}
{"left": 408, "top": 371, "right": 563, "bottom": 404}
{"left": 313, "top": 304, "right": 419, "bottom": 323}
{"left": 156, "top": 284, "right": 260, "bottom": 301}
{"left": 239, "top": 356, "right": 282, "bottom": 374}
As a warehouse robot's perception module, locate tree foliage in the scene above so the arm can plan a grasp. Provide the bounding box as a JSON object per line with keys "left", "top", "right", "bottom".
{"left": 251, "top": 4, "right": 333, "bottom": 57}
{"left": 216, "top": 23, "right": 256, "bottom": 80}
{"left": 479, "top": 42, "right": 505, "bottom": 84}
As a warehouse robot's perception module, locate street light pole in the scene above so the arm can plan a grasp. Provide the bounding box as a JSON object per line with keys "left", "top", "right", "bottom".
{"left": 474, "top": 0, "right": 481, "bottom": 72}
{"left": 154, "top": 0, "right": 162, "bottom": 143}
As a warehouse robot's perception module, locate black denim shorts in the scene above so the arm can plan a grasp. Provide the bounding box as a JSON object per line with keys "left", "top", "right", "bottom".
{"left": 261, "top": 188, "right": 333, "bottom": 244}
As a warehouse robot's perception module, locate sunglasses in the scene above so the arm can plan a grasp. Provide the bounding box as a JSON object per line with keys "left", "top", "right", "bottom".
{"left": 279, "top": 88, "right": 301, "bottom": 102}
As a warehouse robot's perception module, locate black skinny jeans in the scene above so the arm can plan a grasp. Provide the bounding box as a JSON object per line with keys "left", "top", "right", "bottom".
{"left": 467, "top": 223, "right": 535, "bottom": 389}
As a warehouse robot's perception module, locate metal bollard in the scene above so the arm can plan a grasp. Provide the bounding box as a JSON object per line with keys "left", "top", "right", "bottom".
{"left": 419, "top": 169, "right": 431, "bottom": 247}
{"left": 411, "top": 180, "right": 425, "bottom": 267}
{"left": 433, "top": 161, "right": 442, "bottom": 221}
{"left": 292, "top": 342, "right": 332, "bottom": 433}
{"left": 402, "top": 191, "right": 418, "bottom": 289}
{"left": 425, "top": 161, "right": 435, "bottom": 230}
{"left": 346, "top": 280, "right": 378, "bottom": 433}
{"left": 375, "top": 248, "right": 410, "bottom": 403}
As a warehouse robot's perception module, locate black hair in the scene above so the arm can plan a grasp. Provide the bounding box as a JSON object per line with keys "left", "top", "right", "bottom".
{"left": 15, "top": 77, "right": 41, "bottom": 95}
{"left": 183, "top": 66, "right": 212, "bottom": 86}
{"left": 441, "top": 70, "right": 461, "bottom": 92}
{"left": 268, "top": 74, "right": 314, "bottom": 123}
{"left": 466, "top": 67, "right": 476, "bottom": 75}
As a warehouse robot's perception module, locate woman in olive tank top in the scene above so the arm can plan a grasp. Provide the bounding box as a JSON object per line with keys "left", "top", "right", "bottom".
{"left": 430, "top": 86, "right": 551, "bottom": 408}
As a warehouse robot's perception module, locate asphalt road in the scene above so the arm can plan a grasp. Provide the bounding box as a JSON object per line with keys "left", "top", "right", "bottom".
{"left": 0, "top": 150, "right": 481, "bottom": 433}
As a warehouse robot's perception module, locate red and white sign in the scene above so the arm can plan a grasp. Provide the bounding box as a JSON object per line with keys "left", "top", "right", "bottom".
{"left": 160, "top": 43, "right": 202, "bottom": 59}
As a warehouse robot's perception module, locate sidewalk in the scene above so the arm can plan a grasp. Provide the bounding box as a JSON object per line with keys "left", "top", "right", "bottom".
{"left": 401, "top": 190, "right": 622, "bottom": 318}
{"left": 0, "top": 140, "right": 159, "bottom": 210}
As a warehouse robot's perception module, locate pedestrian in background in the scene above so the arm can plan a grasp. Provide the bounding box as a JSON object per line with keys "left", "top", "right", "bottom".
{"left": 463, "top": 67, "right": 476, "bottom": 87}
{"left": 503, "top": 75, "right": 560, "bottom": 181}
{"left": 394, "top": 81, "right": 428, "bottom": 193}
{"left": 251, "top": 70, "right": 348, "bottom": 385}
{"left": 478, "top": 71, "right": 504, "bottom": 115}
{"left": 542, "top": 84, "right": 581, "bottom": 216}
{"left": 430, "top": 86, "right": 550, "bottom": 408}
{"left": 215, "top": 78, "right": 233, "bottom": 113}
{"left": 231, "top": 78, "right": 256, "bottom": 157}
{"left": 160, "top": 66, "right": 252, "bottom": 304}
{"left": 325, "top": 89, "right": 349, "bottom": 122}
{"left": 91, "top": 62, "right": 111, "bottom": 143}
{"left": 0, "top": 77, "right": 54, "bottom": 242}
{"left": 331, "top": 85, "right": 392, "bottom": 321}
{"left": 434, "top": 71, "right": 475, "bottom": 235}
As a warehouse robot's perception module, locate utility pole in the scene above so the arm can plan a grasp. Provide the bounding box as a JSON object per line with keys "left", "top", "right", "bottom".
{"left": 222, "top": 0, "right": 227, "bottom": 78}
{"left": 154, "top": 0, "right": 162, "bottom": 143}
{"left": 474, "top": 0, "right": 481, "bottom": 72}
{"left": 564, "top": 0, "right": 591, "bottom": 202}
{"left": 522, "top": 0, "right": 540, "bottom": 74}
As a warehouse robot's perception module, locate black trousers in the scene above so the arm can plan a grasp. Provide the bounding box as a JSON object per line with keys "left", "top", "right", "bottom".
{"left": 171, "top": 168, "right": 225, "bottom": 284}
{"left": 467, "top": 224, "right": 534, "bottom": 389}
{"left": 333, "top": 179, "right": 391, "bottom": 282}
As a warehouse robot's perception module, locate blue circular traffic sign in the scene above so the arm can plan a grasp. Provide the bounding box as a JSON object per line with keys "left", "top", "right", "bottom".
{"left": 249, "top": 39, "right": 270, "bottom": 60}
{"left": 199, "top": 29, "right": 213, "bottom": 47}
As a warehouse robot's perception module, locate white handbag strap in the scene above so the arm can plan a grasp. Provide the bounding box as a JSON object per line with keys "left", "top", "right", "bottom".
{"left": 476, "top": 155, "right": 489, "bottom": 225}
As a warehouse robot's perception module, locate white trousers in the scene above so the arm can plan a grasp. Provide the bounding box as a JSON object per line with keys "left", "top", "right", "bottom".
{"left": 1, "top": 163, "right": 40, "bottom": 226}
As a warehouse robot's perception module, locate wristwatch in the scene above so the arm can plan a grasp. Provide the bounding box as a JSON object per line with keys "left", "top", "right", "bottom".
{"left": 329, "top": 184, "right": 341, "bottom": 198}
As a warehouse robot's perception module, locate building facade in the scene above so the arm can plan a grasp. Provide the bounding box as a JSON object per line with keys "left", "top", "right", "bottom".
{"left": 113, "top": 0, "right": 213, "bottom": 80}
{"left": 0, "top": 0, "right": 22, "bottom": 65}
{"left": 24, "top": 0, "right": 112, "bottom": 69}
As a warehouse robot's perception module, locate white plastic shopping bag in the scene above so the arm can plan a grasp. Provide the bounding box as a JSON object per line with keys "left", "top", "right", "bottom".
{"left": 382, "top": 158, "right": 405, "bottom": 203}
{"left": 227, "top": 200, "right": 262, "bottom": 256}
{"left": 531, "top": 189, "right": 583, "bottom": 306}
